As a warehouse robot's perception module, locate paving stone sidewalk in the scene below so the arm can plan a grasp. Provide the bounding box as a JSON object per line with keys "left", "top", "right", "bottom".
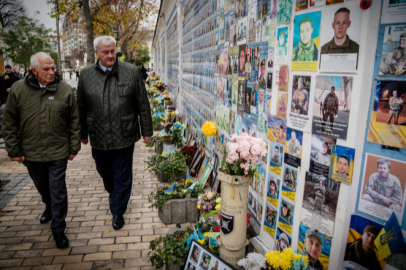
{"left": 0, "top": 139, "right": 180, "bottom": 270}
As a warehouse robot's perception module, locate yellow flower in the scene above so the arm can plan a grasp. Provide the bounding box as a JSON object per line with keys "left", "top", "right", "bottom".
{"left": 202, "top": 121, "right": 217, "bottom": 137}
{"left": 164, "top": 90, "right": 168, "bottom": 94}
{"left": 197, "top": 204, "right": 201, "bottom": 210}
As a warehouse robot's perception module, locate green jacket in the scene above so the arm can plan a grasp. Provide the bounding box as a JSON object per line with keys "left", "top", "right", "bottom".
{"left": 77, "top": 60, "right": 152, "bottom": 150}
{"left": 320, "top": 35, "right": 359, "bottom": 55}
{"left": 2, "top": 74, "right": 81, "bottom": 162}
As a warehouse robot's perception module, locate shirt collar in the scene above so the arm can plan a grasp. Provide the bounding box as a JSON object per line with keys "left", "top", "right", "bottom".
{"left": 38, "top": 82, "right": 46, "bottom": 88}
{"left": 99, "top": 62, "right": 114, "bottom": 72}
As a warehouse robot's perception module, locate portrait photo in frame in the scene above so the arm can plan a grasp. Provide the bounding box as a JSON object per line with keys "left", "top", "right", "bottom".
{"left": 185, "top": 240, "right": 235, "bottom": 270}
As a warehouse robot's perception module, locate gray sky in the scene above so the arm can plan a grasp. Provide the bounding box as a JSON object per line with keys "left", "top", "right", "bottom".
{"left": 23, "top": 0, "right": 56, "bottom": 31}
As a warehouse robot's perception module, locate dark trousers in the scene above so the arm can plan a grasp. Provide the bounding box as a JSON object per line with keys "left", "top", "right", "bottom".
{"left": 91, "top": 145, "right": 135, "bottom": 215}
{"left": 24, "top": 158, "right": 68, "bottom": 233}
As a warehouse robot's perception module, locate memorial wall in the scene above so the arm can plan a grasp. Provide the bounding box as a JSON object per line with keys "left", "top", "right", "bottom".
{"left": 152, "top": 0, "right": 406, "bottom": 268}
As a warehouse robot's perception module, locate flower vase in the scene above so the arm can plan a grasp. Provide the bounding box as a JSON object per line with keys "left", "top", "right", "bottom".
{"left": 217, "top": 170, "right": 250, "bottom": 268}
{"left": 186, "top": 158, "right": 192, "bottom": 165}
{"left": 155, "top": 139, "right": 163, "bottom": 154}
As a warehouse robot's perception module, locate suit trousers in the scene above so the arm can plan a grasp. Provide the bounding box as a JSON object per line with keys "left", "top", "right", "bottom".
{"left": 91, "top": 144, "right": 135, "bottom": 215}
{"left": 24, "top": 158, "right": 68, "bottom": 233}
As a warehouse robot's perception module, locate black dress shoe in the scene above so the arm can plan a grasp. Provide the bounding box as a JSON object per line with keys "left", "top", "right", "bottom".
{"left": 40, "top": 209, "right": 52, "bottom": 224}
{"left": 52, "top": 232, "right": 69, "bottom": 248}
{"left": 112, "top": 214, "right": 125, "bottom": 230}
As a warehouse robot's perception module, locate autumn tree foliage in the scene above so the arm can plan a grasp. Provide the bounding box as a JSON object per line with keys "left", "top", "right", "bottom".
{"left": 48, "top": 0, "right": 158, "bottom": 64}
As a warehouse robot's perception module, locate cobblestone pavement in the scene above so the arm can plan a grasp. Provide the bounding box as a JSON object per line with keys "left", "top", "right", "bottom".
{"left": 0, "top": 139, "right": 180, "bottom": 270}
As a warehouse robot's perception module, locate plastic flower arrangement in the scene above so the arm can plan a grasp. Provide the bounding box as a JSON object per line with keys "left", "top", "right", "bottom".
{"left": 264, "top": 248, "right": 309, "bottom": 270}
{"left": 180, "top": 145, "right": 198, "bottom": 159}
{"left": 223, "top": 134, "right": 268, "bottom": 176}
{"left": 166, "top": 111, "right": 176, "bottom": 122}
{"left": 152, "top": 112, "right": 166, "bottom": 129}
{"left": 202, "top": 121, "right": 217, "bottom": 137}
{"left": 197, "top": 192, "right": 220, "bottom": 217}
{"left": 237, "top": 252, "right": 267, "bottom": 270}
{"left": 164, "top": 90, "right": 168, "bottom": 94}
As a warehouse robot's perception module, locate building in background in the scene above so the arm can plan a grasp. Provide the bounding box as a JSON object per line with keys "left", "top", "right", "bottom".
{"left": 61, "top": 13, "right": 87, "bottom": 69}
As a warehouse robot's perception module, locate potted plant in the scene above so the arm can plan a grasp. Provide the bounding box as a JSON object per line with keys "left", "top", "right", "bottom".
{"left": 145, "top": 133, "right": 162, "bottom": 148}
{"left": 152, "top": 112, "right": 165, "bottom": 131}
{"left": 180, "top": 145, "right": 197, "bottom": 165}
{"left": 148, "top": 182, "right": 205, "bottom": 224}
{"left": 158, "top": 150, "right": 187, "bottom": 183}
{"left": 148, "top": 220, "right": 219, "bottom": 270}
{"left": 170, "top": 122, "right": 185, "bottom": 148}
{"left": 197, "top": 192, "right": 221, "bottom": 218}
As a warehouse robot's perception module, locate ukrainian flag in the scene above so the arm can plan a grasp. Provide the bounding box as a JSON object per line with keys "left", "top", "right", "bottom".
{"left": 374, "top": 212, "right": 406, "bottom": 261}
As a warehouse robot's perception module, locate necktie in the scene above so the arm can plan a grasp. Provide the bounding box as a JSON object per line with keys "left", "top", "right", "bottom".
{"left": 105, "top": 69, "right": 109, "bottom": 75}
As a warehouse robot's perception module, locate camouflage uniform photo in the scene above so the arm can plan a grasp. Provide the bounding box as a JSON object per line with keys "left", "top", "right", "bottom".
{"left": 322, "top": 86, "right": 339, "bottom": 131}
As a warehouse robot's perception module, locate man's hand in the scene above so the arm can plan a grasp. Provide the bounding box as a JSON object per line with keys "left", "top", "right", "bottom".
{"left": 143, "top": 136, "right": 152, "bottom": 143}
{"left": 68, "top": 155, "right": 76, "bottom": 161}
{"left": 81, "top": 139, "right": 88, "bottom": 145}
{"left": 4, "top": 75, "right": 9, "bottom": 80}
{"left": 6, "top": 88, "right": 10, "bottom": 93}
{"left": 383, "top": 197, "right": 392, "bottom": 206}
{"left": 11, "top": 156, "right": 25, "bottom": 163}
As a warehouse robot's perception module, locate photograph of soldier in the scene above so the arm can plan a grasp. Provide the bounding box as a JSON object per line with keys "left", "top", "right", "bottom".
{"left": 277, "top": 92, "right": 287, "bottom": 119}
{"left": 270, "top": 144, "right": 282, "bottom": 166}
{"left": 267, "top": 73, "right": 273, "bottom": 90}
{"left": 283, "top": 167, "right": 297, "bottom": 191}
{"left": 302, "top": 172, "right": 340, "bottom": 223}
{"left": 276, "top": 27, "right": 289, "bottom": 64}
{"left": 274, "top": 229, "right": 291, "bottom": 251}
{"left": 190, "top": 246, "right": 200, "bottom": 263}
{"left": 301, "top": 229, "right": 324, "bottom": 270}
{"left": 379, "top": 25, "right": 406, "bottom": 76}
{"left": 258, "top": 203, "right": 263, "bottom": 223}
{"left": 343, "top": 215, "right": 384, "bottom": 270}
{"left": 291, "top": 76, "right": 311, "bottom": 115}
{"left": 223, "top": 50, "right": 229, "bottom": 75}
{"left": 319, "top": 5, "right": 362, "bottom": 72}
{"left": 262, "top": 0, "right": 268, "bottom": 16}
{"left": 268, "top": 177, "right": 279, "bottom": 198}
{"left": 359, "top": 155, "right": 406, "bottom": 223}
{"left": 239, "top": 45, "right": 246, "bottom": 75}
{"left": 245, "top": 47, "right": 252, "bottom": 74}
{"left": 245, "top": 87, "right": 251, "bottom": 114}
{"left": 292, "top": 12, "right": 321, "bottom": 63}
{"left": 253, "top": 46, "right": 260, "bottom": 71}
{"left": 267, "top": 116, "right": 287, "bottom": 143}
{"left": 320, "top": 7, "right": 360, "bottom": 55}
{"left": 280, "top": 200, "right": 293, "bottom": 224}
{"left": 268, "top": 48, "right": 274, "bottom": 68}
{"left": 329, "top": 145, "right": 354, "bottom": 184}
{"left": 310, "top": 135, "right": 336, "bottom": 177}
{"left": 312, "top": 75, "right": 352, "bottom": 140}
{"left": 265, "top": 205, "right": 277, "bottom": 227}
{"left": 258, "top": 59, "right": 267, "bottom": 89}
{"left": 375, "top": 81, "right": 406, "bottom": 126}
{"left": 286, "top": 129, "right": 302, "bottom": 158}
{"left": 277, "top": 65, "right": 289, "bottom": 91}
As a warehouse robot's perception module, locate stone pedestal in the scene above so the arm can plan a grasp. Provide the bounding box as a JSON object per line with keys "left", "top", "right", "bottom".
{"left": 158, "top": 198, "right": 199, "bottom": 225}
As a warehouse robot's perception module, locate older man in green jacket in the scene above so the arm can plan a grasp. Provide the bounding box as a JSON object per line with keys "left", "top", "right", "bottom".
{"left": 2, "top": 52, "right": 81, "bottom": 248}
{"left": 77, "top": 36, "right": 152, "bottom": 230}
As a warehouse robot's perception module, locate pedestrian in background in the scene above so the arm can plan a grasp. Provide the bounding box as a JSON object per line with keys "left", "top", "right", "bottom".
{"left": 1, "top": 64, "right": 20, "bottom": 104}
{"left": 75, "top": 69, "right": 80, "bottom": 81}
{"left": 2, "top": 52, "right": 81, "bottom": 249}
{"left": 77, "top": 36, "right": 152, "bottom": 231}
{"left": 24, "top": 67, "right": 30, "bottom": 77}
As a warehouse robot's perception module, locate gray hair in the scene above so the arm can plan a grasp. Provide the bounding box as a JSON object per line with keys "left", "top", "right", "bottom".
{"left": 30, "top": 52, "right": 54, "bottom": 70}
{"left": 94, "top": 36, "right": 116, "bottom": 52}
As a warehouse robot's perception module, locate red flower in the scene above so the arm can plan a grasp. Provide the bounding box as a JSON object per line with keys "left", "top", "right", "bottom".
{"left": 214, "top": 225, "right": 220, "bottom": 232}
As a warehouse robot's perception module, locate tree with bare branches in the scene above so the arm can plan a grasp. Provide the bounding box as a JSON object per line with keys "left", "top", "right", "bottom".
{"left": 0, "top": 0, "right": 25, "bottom": 28}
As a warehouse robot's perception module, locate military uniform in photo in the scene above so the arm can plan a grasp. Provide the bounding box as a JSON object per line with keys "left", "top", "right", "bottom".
{"left": 311, "top": 149, "right": 330, "bottom": 166}
{"left": 362, "top": 172, "right": 403, "bottom": 211}
{"left": 322, "top": 92, "right": 339, "bottom": 130}
{"left": 271, "top": 155, "right": 281, "bottom": 165}
{"left": 387, "top": 95, "right": 403, "bottom": 125}
{"left": 292, "top": 82, "right": 308, "bottom": 115}
{"left": 314, "top": 183, "right": 326, "bottom": 211}
{"left": 287, "top": 138, "right": 301, "bottom": 157}
{"left": 320, "top": 35, "right": 359, "bottom": 54}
